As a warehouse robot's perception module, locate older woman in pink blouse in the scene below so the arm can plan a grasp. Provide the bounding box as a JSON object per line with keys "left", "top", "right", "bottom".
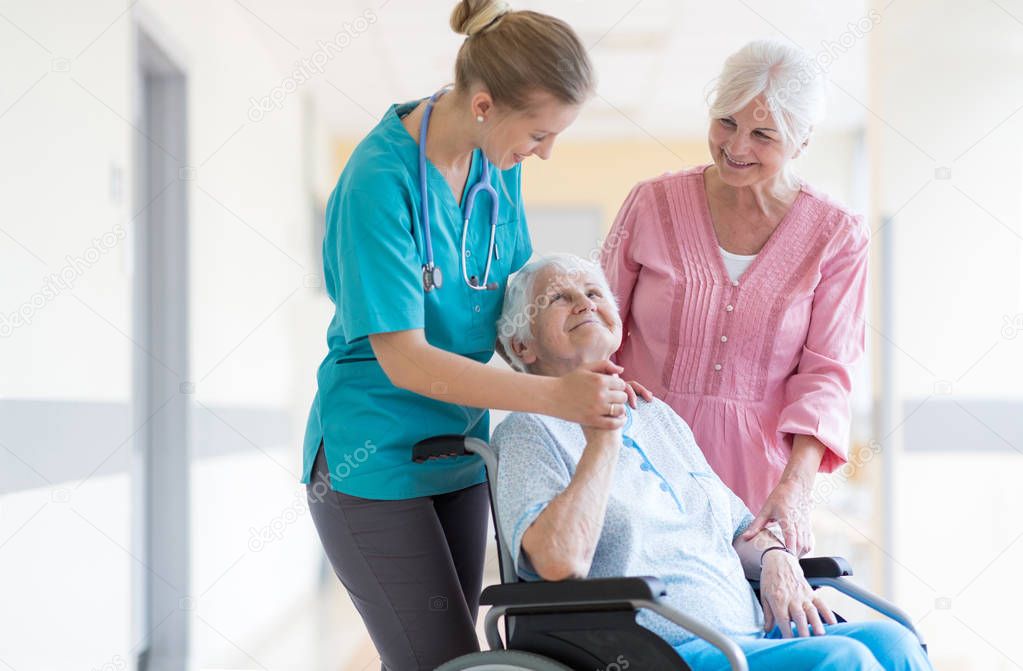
{"left": 601, "top": 39, "right": 868, "bottom": 556}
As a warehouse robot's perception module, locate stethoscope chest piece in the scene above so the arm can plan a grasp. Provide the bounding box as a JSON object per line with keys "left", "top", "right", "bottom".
{"left": 423, "top": 264, "right": 443, "bottom": 292}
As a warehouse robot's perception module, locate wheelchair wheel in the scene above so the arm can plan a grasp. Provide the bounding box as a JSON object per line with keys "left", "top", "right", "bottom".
{"left": 436, "top": 650, "right": 573, "bottom": 670}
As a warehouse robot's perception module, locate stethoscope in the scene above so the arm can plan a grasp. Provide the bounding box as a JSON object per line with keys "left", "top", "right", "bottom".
{"left": 418, "top": 88, "right": 500, "bottom": 293}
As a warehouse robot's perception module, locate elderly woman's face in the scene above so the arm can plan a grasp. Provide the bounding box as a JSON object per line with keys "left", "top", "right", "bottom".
{"left": 708, "top": 94, "right": 792, "bottom": 188}
{"left": 512, "top": 265, "right": 622, "bottom": 375}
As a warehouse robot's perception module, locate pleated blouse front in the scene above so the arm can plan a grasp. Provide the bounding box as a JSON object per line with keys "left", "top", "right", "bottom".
{"left": 601, "top": 165, "right": 869, "bottom": 511}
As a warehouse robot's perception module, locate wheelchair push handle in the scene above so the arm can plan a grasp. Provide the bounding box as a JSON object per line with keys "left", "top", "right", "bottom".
{"left": 412, "top": 435, "right": 473, "bottom": 463}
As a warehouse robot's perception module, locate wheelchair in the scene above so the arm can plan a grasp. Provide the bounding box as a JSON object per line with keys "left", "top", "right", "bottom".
{"left": 413, "top": 435, "right": 927, "bottom": 671}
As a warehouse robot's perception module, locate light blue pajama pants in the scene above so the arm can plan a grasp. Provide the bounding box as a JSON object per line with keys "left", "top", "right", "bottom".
{"left": 675, "top": 620, "right": 932, "bottom": 670}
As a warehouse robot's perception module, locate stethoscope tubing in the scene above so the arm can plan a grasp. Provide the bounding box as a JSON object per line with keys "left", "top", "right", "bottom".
{"left": 418, "top": 88, "right": 499, "bottom": 292}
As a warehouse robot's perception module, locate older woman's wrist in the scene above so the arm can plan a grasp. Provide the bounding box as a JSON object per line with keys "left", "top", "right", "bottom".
{"left": 783, "top": 434, "right": 827, "bottom": 484}
{"left": 782, "top": 462, "right": 817, "bottom": 488}
{"left": 760, "top": 544, "right": 793, "bottom": 568}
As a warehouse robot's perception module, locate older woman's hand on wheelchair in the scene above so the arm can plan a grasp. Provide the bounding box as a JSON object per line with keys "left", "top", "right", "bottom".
{"left": 759, "top": 549, "right": 837, "bottom": 638}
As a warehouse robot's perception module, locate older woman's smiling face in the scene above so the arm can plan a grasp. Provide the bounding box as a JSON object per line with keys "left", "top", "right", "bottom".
{"left": 510, "top": 264, "right": 622, "bottom": 376}
{"left": 708, "top": 94, "right": 794, "bottom": 188}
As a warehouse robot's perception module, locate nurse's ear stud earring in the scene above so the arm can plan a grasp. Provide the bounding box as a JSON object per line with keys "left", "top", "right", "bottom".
{"left": 476, "top": 115, "right": 485, "bottom": 123}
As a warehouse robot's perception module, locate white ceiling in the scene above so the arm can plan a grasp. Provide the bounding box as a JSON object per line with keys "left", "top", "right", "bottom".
{"left": 238, "top": 0, "right": 870, "bottom": 139}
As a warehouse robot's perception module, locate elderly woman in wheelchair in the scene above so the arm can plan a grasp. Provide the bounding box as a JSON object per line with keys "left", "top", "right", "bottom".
{"left": 470, "top": 253, "right": 931, "bottom": 671}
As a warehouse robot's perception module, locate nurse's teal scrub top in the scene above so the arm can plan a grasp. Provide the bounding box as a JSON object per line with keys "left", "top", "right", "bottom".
{"left": 300, "top": 98, "right": 533, "bottom": 500}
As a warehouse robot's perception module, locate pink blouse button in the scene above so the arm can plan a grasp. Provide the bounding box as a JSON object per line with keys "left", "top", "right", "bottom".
{"left": 725, "top": 304, "right": 734, "bottom": 312}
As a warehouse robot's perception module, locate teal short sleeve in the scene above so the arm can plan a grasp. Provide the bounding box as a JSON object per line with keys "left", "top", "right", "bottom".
{"left": 333, "top": 185, "right": 424, "bottom": 341}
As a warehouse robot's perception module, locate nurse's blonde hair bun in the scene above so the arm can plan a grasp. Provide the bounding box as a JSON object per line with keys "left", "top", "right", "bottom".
{"left": 450, "top": 0, "right": 513, "bottom": 37}
{"left": 447, "top": 1, "right": 594, "bottom": 111}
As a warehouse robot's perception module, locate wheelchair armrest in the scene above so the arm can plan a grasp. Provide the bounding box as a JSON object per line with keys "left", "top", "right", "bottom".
{"left": 480, "top": 576, "right": 667, "bottom": 609}
{"left": 799, "top": 556, "right": 853, "bottom": 578}
{"left": 480, "top": 577, "right": 750, "bottom": 670}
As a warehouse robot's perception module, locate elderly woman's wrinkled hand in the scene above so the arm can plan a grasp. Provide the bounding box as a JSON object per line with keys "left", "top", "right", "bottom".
{"left": 759, "top": 550, "right": 837, "bottom": 638}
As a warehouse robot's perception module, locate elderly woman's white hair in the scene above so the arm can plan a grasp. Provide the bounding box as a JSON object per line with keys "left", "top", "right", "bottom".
{"left": 708, "top": 38, "right": 828, "bottom": 190}
{"left": 497, "top": 253, "right": 618, "bottom": 372}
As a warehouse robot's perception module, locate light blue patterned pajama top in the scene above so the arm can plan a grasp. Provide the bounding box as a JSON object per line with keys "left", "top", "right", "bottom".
{"left": 491, "top": 397, "right": 765, "bottom": 647}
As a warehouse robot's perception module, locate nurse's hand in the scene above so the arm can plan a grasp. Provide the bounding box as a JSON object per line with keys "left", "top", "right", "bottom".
{"left": 759, "top": 550, "right": 837, "bottom": 637}
{"left": 555, "top": 360, "right": 630, "bottom": 430}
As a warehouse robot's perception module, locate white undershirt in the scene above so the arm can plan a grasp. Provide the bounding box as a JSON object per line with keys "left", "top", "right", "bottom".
{"left": 718, "top": 246, "right": 757, "bottom": 283}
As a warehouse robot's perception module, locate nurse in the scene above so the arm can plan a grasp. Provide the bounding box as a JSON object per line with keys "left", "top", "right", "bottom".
{"left": 301, "top": 2, "right": 646, "bottom": 669}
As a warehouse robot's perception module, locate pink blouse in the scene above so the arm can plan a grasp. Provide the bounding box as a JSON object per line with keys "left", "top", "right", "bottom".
{"left": 601, "top": 165, "right": 869, "bottom": 511}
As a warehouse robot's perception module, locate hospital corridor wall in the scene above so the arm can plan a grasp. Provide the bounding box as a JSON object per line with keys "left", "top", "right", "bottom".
{"left": 0, "top": 1, "right": 350, "bottom": 668}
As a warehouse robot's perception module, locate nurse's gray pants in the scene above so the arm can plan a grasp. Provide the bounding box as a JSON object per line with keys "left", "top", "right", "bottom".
{"left": 306, "top": 442, "right": 490, "bottom": 670}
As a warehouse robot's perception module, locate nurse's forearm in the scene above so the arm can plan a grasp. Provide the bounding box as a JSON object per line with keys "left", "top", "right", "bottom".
{"left": 370, "top": 329, "right": 558, "bottom": 415}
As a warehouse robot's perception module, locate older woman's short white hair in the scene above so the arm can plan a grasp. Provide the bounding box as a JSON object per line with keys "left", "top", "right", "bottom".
{"left": 497, "top": 253, "right": 618, "bottom": 372}
{"left": 708, "top": 38, "right": 828, "bottom": 188}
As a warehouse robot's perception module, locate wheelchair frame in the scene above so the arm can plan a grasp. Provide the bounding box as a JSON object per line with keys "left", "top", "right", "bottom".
{"left": 414, "top": 435, "right": 926, "bottom": 671}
